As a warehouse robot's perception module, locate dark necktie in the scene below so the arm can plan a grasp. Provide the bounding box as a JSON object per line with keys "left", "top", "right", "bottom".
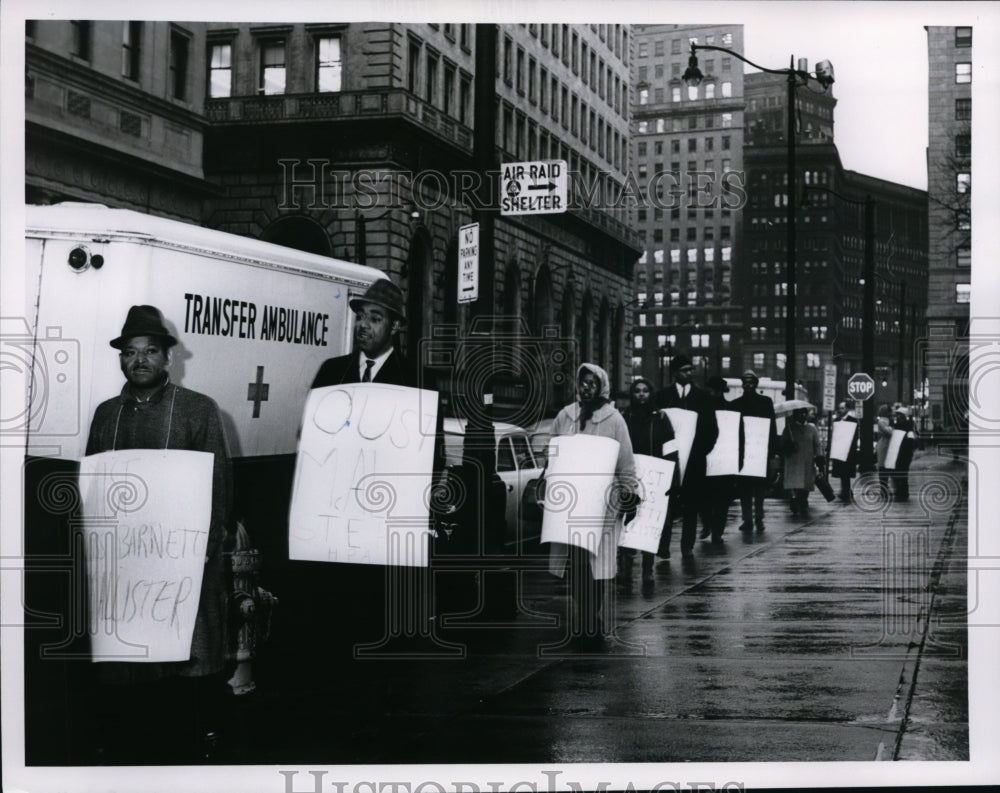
{"left": 362, "top": 359, "right": 375, "bottom": 382}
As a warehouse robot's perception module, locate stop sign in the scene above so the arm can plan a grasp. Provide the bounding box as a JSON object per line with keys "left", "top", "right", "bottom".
{"left": 847, "top": 372, "right": 876, "bottom": 401}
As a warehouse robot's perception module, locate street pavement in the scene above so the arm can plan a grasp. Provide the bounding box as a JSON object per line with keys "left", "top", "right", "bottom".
{"left": 230, "top": 448, "right": 969, "bottom": 766}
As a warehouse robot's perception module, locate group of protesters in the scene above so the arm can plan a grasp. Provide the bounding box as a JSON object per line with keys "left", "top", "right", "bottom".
{"left": 549, "top": 355, "right": 920, "bottom": 649}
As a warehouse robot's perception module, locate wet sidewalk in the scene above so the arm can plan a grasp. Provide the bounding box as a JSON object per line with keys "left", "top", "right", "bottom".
{"left": 231, "top": 448, "right": 968, "bottom": 765}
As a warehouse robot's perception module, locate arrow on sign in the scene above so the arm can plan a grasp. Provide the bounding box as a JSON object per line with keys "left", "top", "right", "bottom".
{"left": 528, "top": 182, "right": 557, "bottom": 192}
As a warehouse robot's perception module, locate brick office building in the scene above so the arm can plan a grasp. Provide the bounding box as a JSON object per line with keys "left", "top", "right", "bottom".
{"left": 924, "top": 25, "right": 972, "bottom": 436}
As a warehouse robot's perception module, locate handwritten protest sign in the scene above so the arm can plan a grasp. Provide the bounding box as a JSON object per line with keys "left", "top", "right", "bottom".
{"left": 830, "top": 420, "right": 858, "bottom": 462}
{"left": 739, "top": 416, "right": 772, "bottom": 478}
{"left": 706, "top": 410, "right": 740, "bottom": 477}
{"left": 289, "top": 383, "right": 438, "bottom": 567}
{"left": 619, "top": 454, "right": 674, "bottom": 554}
{"left": 539, "top": 434, "right": 619, "bottom": 553}
{"left": 663, "top": 408, "right": 697, "bottom": 482}
{"left": 884, "top": 429, "right": 906, "bottom": 470}
{"left": 79, "top": 450, "right": 212, "bottom": 663}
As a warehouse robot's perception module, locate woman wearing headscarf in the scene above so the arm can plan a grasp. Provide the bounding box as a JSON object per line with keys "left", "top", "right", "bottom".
{"left": 547, "top": 363, "right": 637, "bottom": 646}
{"left": 780, "top": 406, "right": 822, "bottom": 518}
{"left": 622, "top": 377, "right": 679, "bottom": 584}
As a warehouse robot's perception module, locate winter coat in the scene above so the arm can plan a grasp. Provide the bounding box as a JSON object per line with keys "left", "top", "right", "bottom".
{"left": 86, "top": 380, "right": 231, "bottom": 683}
{"left": 875, "top": 417, "right": 894, "bottom": 468}
{"left": 781, "top": 420, "right": 821, "bottom": 491}
{"left": 547, "top": 369, "right": 636, "bottom": 582}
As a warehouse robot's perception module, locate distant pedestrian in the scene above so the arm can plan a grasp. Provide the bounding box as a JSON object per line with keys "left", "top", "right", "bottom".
{"left": 830, "top": 401, "right": 859, "bottom": 503}
{"left": 780, "top": 407, "right": 822, "bottom": 518}
{"left": 875, "top": 404, "right": 894, "bottom": 496}
{"left": 622, "top": 377, "right": 678, "bottom": 583}
{"left": 890, "top": 406, "right": 917, "bottom": 501}
{"left": 655, "top": 355, "right": 718, "bottom": 559}
{"left": 701, "top": 375, "right": 738, "bottom": 544}
{"left": 731, "top": 370, "right": 777, "bottom": 533}
{"left": 548, "top": 363, "right": 637, "bottom": 646}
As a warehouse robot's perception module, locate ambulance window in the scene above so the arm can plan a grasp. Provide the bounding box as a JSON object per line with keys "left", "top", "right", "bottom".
{"left": 496, "top": 438, "right": 516, "bottom": 472}
{"left": 510, "top": 434, "right": 535, "bottom": 470}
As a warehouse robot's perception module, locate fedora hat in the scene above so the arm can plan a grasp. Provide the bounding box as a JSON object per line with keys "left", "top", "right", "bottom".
{"left": 669, "top": 353, "right": 693, "bottom": 373}
{"left": 109, "top": 305, "right": 177, "bottom": 349}
{"left": 349, "top": 278, "right": 406, "bottom": 321}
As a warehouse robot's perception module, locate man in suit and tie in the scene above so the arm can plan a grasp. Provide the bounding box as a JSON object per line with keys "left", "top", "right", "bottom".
{"left": 308, "top": 278, "right": 452, "bottom": 654}
{"left": 312, "top": 278, "right": 412, "bottom": 387}
{"left": 656, "top": 354, "right": 718, "bottom": 559}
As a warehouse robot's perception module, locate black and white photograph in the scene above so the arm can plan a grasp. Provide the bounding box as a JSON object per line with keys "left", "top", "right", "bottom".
{"left": 3, "top": 2, "right": 998, "bottom": 791}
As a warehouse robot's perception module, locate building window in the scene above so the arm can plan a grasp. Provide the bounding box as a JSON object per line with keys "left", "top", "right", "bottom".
{"left": 705, "top": 83, "right": 715, "bottom": 99}
{"left": 957, "top": 172, "right": 970, "bottom": 193}
{"left": 721, "top": 113, "right": 732, "bottom": 128}
{"left": 955, "top": 26, "right": 972, "bottom": 47}
{"left": 122, "top": 21, "right": 142, "bottom": 80}
{"left": 443, "top": 63, "right": 455, "bottom": 115}
{"left": 209, "top": 42, "right": 232, "bottom": 98}
{"left": 317, "top": 35, "right": 342, "bottom": 92}
{"left": 955, "top": 62, "right": 971, "bottom": 83}
{"left": 956, "top": 133, "right": 971, "bottom": 158}
{"left": 753, "top": 353, "right": 765, "bottom": 369}
{"left": 721, "top": 81, "right": 732, "bottom": 97}
{"left": 169, "top": 29, "right": 190, "bottom": 100}
{"left": 503, "top": 37, "right": 512, "bottom": 84}
{"left": 528, "top": 57, "right": 536, "bottom": 103}
{"left": 516, "top": 46, "right": 525, "bottom": 93}
{"left": 956, "top": 98, "right": 971, "bottom": 120}
{"left": 408, "top": 40, "right": 421, "bottom": 93}
{"left": 956, "top": 283, "right": 971, "bottom": 303}
{"left": 639, "top": 88, "right": 648, "bottom": 105}
{"left": 957, "top": 247, "right": 971, "bottom": 268}
{"left": 807, "top": 353, "right": 821, "bottom": 368}
{"left": 426, "top": 50, "right": 439, "bottom": 105}
{"left": 71, "top": 20, "right": 92, "bottom": 60}
{"left": 259, "top": 40, "right": 286, "bottom": 95}
{"left": 459, "top": 74, "right": 471, "bottom": 124}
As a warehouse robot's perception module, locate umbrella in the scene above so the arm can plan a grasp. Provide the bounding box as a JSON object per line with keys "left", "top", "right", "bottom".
{"left": 774, "top": 399, "right": 816, "bottom": 416}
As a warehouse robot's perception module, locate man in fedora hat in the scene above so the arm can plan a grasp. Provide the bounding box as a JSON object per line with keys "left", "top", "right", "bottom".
{"left": 655, "top": 354, "right": 718, "bottom": 559}
{"left": 731, "top": 370, "right": 778, "bottom": 532}
{"left": 85, "top": 304, "right": 232, "bottom": 763}
{"left": 307, "top": 278, "right": 449, "bottom": 654}
{"left": 312, "top": 278, "right": 412, "bottom": 388}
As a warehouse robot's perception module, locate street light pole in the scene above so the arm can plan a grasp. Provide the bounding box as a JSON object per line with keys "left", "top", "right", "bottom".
{"left": 785, "top": 61, "right": 797, "bottom": 402}
{"left": 897, "top": 279, "right": 906, "bottom": 405}
{"left": 684, "top": 44, "right": 834, "bottom": 402}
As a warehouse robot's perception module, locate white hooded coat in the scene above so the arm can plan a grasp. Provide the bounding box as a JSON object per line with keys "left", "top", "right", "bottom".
{"left": 547, "top": 363, "right": 637, "bottom": 581}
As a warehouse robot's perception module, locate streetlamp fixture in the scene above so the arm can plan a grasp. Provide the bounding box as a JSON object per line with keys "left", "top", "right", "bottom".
{"left": 684, "top": 43, "right": 834, "bottom": 404}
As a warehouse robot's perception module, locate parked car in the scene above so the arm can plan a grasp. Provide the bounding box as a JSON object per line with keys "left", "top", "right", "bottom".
{"left": 441, "top": 418, "right": 545, "bottom": 547}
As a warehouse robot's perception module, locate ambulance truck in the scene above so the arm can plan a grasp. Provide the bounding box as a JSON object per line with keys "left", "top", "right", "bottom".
{"left": 16, "top": 203, "right": 385, "bottom": 762}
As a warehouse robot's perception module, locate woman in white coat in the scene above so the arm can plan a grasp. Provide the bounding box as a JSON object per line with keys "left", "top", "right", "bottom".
{"left": 547, "top": 363, "right": 637, "bottom": 646}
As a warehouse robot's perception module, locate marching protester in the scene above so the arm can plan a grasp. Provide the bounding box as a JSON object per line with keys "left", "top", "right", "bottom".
{"left": 889, "top": 406, "right": 917, "bottom": 501}
{"left": 308, "top": 278, "right": 445, "bottom": 652}
{"left": 547, "top": 363, "right": 637, "bottom": 647}
{"left": 780, "top": 406, "right": 822, "bottom": 519}
{"left": 655, "top": 355, "right": 718, "bottom": 559}
{"left": 702, "top": 375, "right": 738, "bottom": 544}
{"left": 731, "top": 370, "right": 777, "bottom": 533}
{"left": 622, "top": 377, "right": 678, "bottom": 584}
{"left": 85, "top": 305, "right": 232, "bottom": 764}
{"left": 830, "top": 401, "right": 859, "bottom": 503}
{"left": 875, "top": 403, "right": 894, "bottom": 496}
